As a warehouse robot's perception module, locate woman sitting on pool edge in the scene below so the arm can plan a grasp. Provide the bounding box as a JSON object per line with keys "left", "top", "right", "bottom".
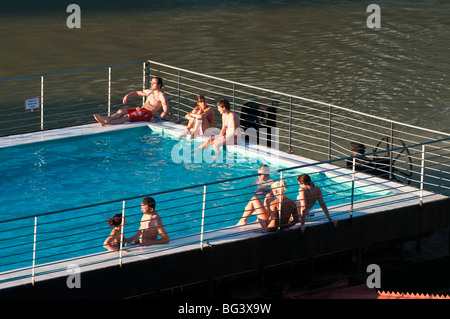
{"left": 237, "top": 164, "right": 275, "bottom": 226}
{"left": 198, "top": 98, "right": 241, "bottom": 156}
{"left": 295, "top": 173, "right": 337, "bottom": 233}
{"left": 238, "top": 179, "right": 298, "bottom": 232}
{"left": 179, "top": 95, "right": 215, "bottom": 139}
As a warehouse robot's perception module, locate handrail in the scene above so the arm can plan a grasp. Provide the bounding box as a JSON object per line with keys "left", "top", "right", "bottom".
{"left": 146, "top": 60, "right": 450, "bottom": 138}
{"left": 1, "top": 137, "right": 449, "bottom": 226}
{"left": 1, "top": 61, "right": 449, "bottom": 286}
{"left": 0, "top": 138, "right": 448, "bottom": 265}
{"left": 0, "top": 61, "right": 146, "bottom": 83}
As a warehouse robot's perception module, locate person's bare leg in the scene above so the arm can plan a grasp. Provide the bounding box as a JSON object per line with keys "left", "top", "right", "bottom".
{"left": 198, "top": 136, "right": 216, "bottom": 150}
{"left": 237, "top": 200, "right": 256, "bottom": 225}
{"left": 107, "top": 109, "right": 129, "bottom": 121}
{"left": 237, "top": 196, "right": 269, "bottom": 226}
{"left": 186, "top": 119, "right": 195, "bottom": 130}
{"left": 179, "top": 119, "right": 195, "bottom": 138}
{"left": 104, "top": 115, "right": 130, "bottom": 125}
{"left": 93, "top": 114, "right": 107, "bottom": 126}
{"left": 190, "top": 119, "right": 203, "bottom": 139}
{"left": 212, "top": 136, "right": 225, "bottom": 155}
{"left": 179, "top": 128, "right": 191, "bottom": 138}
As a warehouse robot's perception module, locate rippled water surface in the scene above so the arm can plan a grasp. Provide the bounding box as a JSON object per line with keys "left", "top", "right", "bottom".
{"left": 1, "top": 0, "right": 449, "bottom": 133}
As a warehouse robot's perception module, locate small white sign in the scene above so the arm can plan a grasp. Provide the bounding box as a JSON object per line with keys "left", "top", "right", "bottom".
{"left": 25, "top": 97, "right": 40, "bottom": 111}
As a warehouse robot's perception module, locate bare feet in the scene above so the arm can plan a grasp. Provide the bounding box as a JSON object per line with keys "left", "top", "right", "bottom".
{"left": 93, "top": 114, "right": 107, "bottom": 126}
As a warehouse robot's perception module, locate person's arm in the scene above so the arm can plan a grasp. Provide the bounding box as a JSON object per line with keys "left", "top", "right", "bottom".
{"left": 185, "top": 107, "right": 200, "bottom": 120}
{"left": 288, "top": 202, "right": 299, "bottom": 226}
{"left": 141, "top": 218, "right": 170, "bottom": 246}
{"left": 220, "top": 115, "right": 227, "bottom": 137}
{"left": 103, "top": 228, "right": 125, "bottom": 251}
{"left": 122, "top": 90, "right": 149, "bottom": 104}
{"left": 192, "top": 108, "right": 211, "bottom": 120}
{"left": 297, "top": 190, "right": 308, "bottom": 233}
{"left": 224, "top": 114, "right": 237, "bottom": 144}
{"left": 317, "top": 188, "right": 337, "bottom": 227}
{"left": 155, "top": 224, "right": 170, "bottom": 244}
{"left": 157, "top": 93, "right": 170, "bottom": 120}
{"left": 123, "top": 230, "right": 141, "bottom": 245}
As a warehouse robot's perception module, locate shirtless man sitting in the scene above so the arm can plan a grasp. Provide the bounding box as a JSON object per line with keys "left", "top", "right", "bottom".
{"left": 124, "top": 197, "right": 170, "bottom": 246}
{"left": 198, "top": 98, "right": 240, "bottom": 156}
{"left": 93, "top": 77, "right": 170, "bottom": 126}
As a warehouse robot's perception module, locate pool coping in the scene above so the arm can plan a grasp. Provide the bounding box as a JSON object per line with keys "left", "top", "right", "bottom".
{"left": 0, "top": 121, "right": 447, "bottom": 290}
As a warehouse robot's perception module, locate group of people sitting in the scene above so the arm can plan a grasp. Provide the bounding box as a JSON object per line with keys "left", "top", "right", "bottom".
{"left": 237, "top": 165, "right": 338, "bottom": 233}
{"left": 93, "top": 76, "right": 240, "bottom": 157}
{"left": 98, "top": 77, "right": 337, "bottom": 250}
{"left": 103, "top": 165, "right": 338, "bottom": 251}
{"left": 103, "top": 196, "right": 170, "bottom": 251}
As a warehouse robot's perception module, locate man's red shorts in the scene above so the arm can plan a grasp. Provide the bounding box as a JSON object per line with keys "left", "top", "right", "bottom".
{"left": 126, "top": 107, "right": 153, "bottom": 122}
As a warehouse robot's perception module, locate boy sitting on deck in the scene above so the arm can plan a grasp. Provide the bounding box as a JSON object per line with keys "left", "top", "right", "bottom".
{"left": 124, "top": 197, "right": 170, "bottom": 246}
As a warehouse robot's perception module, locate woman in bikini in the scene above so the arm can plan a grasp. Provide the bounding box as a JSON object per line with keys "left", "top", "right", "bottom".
{"left": 103, "top": 214, "right": 127, "bottom": 251}
{"left": 198, "top": 98, "right": 240, "bottom": 156}
{"left": 296, "top": 173, "right": 337, "bottom": 233}
{"left": 179, "top": 95, "right": 215, "bottom": 139}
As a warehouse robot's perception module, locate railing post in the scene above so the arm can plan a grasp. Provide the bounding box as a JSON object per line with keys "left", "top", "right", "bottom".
{"left": 328, "top": 105, "right": 333, "bottom": 160}
{"left": 279, "top": 171, "right": 283, "bottom": 230}
{"left": 232, "top": 83, "right": 236, "bottom": 112}
{"left": 200, "top": 185, "right": 206, "bottom": 250}
{"left": 40, "top": 76, "right": 44, "bottom": 131}
{"left": 107, "top": 67, "right": 112, "bottom": 116}
{"left": 419, "top": 144, "right": 425, "bottom": 206}
{"left": 146, "top": 62, "right": 150, "bottom": 89}
{"left": 350, "top": 157, "right": 356, "bottom": 219}
{"left": 177, "top": 70, "right": 181, "bottom": 123}
{"left": 289, "top": 96, "right": 293, "bottom": 154}
{"left": 389, "top": 122, "right": 394, "bottom": 180}
{"left": 32, "top": 216, "right": 38, "bottom": 286}
{"left": 142, "top": 62, "right": 146, "bottom": 105}
{"left": 119, "top": 200, "right": 126, "bottom": 267}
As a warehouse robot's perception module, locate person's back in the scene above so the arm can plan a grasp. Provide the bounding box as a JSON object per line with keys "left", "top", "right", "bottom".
{"left": 298, "top": 184, "right": 322, "bottom": 211}
{"left": 270, "top": 196, "right": 298, "bottom": 231}
{"left": 296, "top": 174, "right": 337, "bottom": 232}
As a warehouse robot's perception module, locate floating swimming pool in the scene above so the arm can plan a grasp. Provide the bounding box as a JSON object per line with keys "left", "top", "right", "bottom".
{"left": 0, "top": 124, "right": 393, "bottom": 273}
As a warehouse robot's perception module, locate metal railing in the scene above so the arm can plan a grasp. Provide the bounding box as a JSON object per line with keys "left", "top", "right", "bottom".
{"left": 1, "top": 61, "right": 450, "bottom": 285}
{"left": 2, "top": 60, "right": 449, "bottom": 184}
{"left": 0, "top": 137, "right": 449, "bottom": 286}
{"left": 0, "top": 61, "right": 146, "bottom": 137}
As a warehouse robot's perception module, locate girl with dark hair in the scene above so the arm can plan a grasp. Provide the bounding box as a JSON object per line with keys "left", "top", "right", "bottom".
{"left": 103, "top": 214, "right": 127, "bottom": 251}
{"left": 296, "top": 173, "right": 337, "bottom": 233}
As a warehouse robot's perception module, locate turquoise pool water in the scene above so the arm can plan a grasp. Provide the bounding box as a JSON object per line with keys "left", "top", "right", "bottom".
{"left": 0, "top": 126, "right": 391, "bottom": 273}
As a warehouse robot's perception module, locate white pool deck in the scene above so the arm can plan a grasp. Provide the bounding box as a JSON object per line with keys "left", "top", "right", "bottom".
{"left": 0, "top": 121, "right": 447, "bottom": 290}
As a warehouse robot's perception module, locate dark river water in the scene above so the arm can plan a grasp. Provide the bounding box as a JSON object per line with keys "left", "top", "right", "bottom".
{"left": 1, "top": 0, "right": 449, "bottom": 133}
